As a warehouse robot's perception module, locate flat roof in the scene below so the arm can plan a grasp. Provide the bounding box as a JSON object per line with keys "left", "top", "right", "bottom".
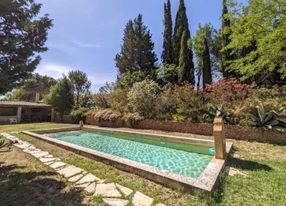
{"left": 0, "top": 101, "right": 51, "bottom": 108}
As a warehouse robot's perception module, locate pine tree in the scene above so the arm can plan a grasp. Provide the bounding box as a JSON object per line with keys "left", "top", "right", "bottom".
{"left": 173, "top": 0, "right": 190, "bottom": 66}
{"left": 178, "top": 30, "right": 195, "bottom": 84}
{"left": 115, "top": 14, "right": 157, "bottom": 85}
{"left": 0, "top": 0, "right": 52, "bottom": 94}
{"left": 162, "top": 0, "right": 174, "bottom": 64}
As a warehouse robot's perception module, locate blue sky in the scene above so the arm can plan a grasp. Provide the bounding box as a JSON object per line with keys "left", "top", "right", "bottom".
{"left": 35, "top": 0, "right": 246, "bottom": 91}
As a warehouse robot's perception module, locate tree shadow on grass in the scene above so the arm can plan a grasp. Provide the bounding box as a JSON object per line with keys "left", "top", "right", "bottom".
{"left": 227, "top": 156, "right": 272, "bottom": 171}
{"left": 227, "top": 146, "right": 272, "bottom": 171}
{"left": 0, "top": 164, "right": 88, "bottom": 206}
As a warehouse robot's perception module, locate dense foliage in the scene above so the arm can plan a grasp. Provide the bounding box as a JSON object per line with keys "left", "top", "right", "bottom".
{"left": 45, "top": 76, "right": 74, "bottom": 120}
{"left": 6, "top": 74, "right": 56, "bottom": 101}
{"left": 0, "top": 0, "right": 52, "bottom": 94}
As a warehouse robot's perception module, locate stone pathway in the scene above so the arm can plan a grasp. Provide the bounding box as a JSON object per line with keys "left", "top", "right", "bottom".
{"left": 1, "top": 133, "right": 166, "bottom": 206}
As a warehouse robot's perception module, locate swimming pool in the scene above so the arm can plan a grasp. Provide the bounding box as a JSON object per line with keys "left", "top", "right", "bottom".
{"left": 46, "top": 130, "right": 213, "bottom": 178}
{"left": 23, "top": 126, "right": 232, "bottom": 193}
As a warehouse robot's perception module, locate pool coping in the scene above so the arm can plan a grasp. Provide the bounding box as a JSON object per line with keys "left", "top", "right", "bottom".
{"left": 22, "top": 126, "right": 233, "bottom": 193}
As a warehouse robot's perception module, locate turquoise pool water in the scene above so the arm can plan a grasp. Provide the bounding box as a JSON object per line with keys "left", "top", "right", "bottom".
{"left": 47, "top": 130, "right": 213, "bottom": 178}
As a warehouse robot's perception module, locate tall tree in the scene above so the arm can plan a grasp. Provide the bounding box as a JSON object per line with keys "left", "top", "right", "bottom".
{"left": 45, "top": 76, "right": 74, "bottom": 121}
{"left": 221, "top": 0, "right": 235, "bottom": 78}
{"left": 224, "top": 0, "right": 286, "bottom": 85}
{"left": 6, "top": 74, "right": 57, "bottom": 101}
{"left": 194, "top": 24, "right": 215, "bottom": 89}
{"left": 162, "top": 0, "right": 174, "bottom": 64}
{"left": 68, "top": 70, "right": 91, "bottom": 108}
{"left": 0, "top": 0, "right": 52, "bottom": 95}
{"left": 173, "top": 0, "right": 191, "bottom": 65}
{"left": 178, "top": 30, "right": 195, "bottom": 84}
{"left": 115, "top": 14, "right": 157, "bottom": 87}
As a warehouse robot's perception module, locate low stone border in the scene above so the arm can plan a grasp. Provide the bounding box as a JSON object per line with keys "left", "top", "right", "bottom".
{"left": 1, "top": 132, "right": 165, "bottom": 206}
{"left": 22, "top": 126, "right": 233, "bottom": 193}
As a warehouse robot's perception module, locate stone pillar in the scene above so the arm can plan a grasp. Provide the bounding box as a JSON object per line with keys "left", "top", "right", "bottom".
{"left": 79, "top": 120, "right": 84, "bottom": 129}
{"left": 51, "top": 108, "right": 55, "bottom": 122}
{"left": 213, "top": 117, "right": 226, "bottom": 159}
{"left": 17, "top": 106, "right": 22, "bottom": 123}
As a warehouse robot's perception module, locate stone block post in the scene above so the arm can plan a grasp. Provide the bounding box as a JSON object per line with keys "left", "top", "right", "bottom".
{"left": 51, "top": 108, "right": 55, "bottom": 122}
{"left": 79, "top": 120, "right": 84, "bottom": 129}
{"left": 17, "top": 106, "right": 22, "bottom": 123}
{"left": 213, "top": 117, "right": 226, "bottom": 159}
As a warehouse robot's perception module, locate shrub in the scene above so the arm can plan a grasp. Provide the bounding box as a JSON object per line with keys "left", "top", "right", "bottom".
{"left": 127, "top": 80, "right": 160, "bottom": 118}
{"left": 70, "top": 107, "right": 89, "bottom": 123}
{"left": 123, "top": 112, "right": 144, "bottom": 127}
{"left": 204, "top": 78, "right": 251, "bottom": 105}
{"left": 94, "top": 109, "right": 121, "bottom": 122}
{"left": 94, "top": 93, "right": 110, "bottom": 109}
{"left": 172, "top": 83, "right": 205, "bottom": 122}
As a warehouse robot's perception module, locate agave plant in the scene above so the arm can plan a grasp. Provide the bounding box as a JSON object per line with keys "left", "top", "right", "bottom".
{"left": 0, "top": 137, "right": 12, "bottom": 151}
{"left": 249, "top": 104, "right": 286, "bottom": 132}
{"left": 203, "top": 105, "right": 238, "bottom": 124}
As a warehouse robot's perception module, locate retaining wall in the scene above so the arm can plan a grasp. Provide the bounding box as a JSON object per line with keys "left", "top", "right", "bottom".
{"left": 85, "top": 115, "right": 286, "bottom": 145}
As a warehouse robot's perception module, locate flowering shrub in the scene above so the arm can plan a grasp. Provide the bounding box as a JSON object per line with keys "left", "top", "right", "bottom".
{"left": 127, "top": 80, "right": 160, "bottom": 118}
{"left": 204, "top": 78, "right": 251, "bottom": 105}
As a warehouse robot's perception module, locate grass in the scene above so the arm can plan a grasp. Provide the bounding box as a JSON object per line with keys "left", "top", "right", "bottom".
{"left": 1, "top": 123, "right": 286, "bottom": 205}
{"left": 0, "top": 122, "right": 76, "bottom": 133}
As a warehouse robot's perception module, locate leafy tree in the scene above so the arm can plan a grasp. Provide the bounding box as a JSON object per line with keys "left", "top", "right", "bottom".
{"left": 115, "top": 14, "right": 157, "bottom": 87}
{"left": 7, "top": 74, "right": 56, "bottom": 101}
{"left": 156, "top": 64, "right": 178, "bottom": 85}
{"left": 68, "top": 70, "right": 91, "bottom": 108}
{"left": 225, "top": 0, "right": 286, "bottom": 85}
{"left": 45, "top": 76, "right": 74, "bottom": 121}
{"left": 178, "top": 30, "right": 195, "bottom": 84}
{"left": 0, "top": 0, "right": 52, "bottom": 94}
{"left": 173, "top": 0, "right": 192, "bottom": 66}
{"left": 162, "top": 0, "right": 174, "bottom": 64}
{"left": 194, "top": 24, "right": 215, "bottom": 88}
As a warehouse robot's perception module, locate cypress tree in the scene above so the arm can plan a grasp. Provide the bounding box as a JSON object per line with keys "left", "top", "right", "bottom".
{"left": 173, "top": 0, "right": 190, "bottom": 66}
{"left": 178, "top": 30, "right": 195, "bottom": 84}
{"left": 115, "top": 14, "right": 157, "bottom": 78}
{"left": 162, "top": 0, "right": 174, "bottom": 64}
{"left": 202, "top": 38, "right": 212, "bottom": 88}
{"left": 221, "top": 0, "right": 234, "bottom": 78}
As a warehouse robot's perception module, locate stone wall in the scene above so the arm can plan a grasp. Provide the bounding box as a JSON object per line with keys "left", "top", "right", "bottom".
{"left": 85, "top": 115, "right": 286, "bottom": 145}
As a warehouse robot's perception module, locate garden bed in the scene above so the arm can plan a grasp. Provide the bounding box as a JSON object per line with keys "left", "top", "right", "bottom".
{"left": 85, "top": 116, "right": 286, "bottom": 145}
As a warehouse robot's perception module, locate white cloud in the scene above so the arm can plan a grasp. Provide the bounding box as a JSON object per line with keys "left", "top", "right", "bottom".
{"left": 72, "top": 40, "right": 102, "bottom": 49}
{"left": 36, "top": 63, "right": 117, "bottom": 92}
{"left": 36, "top": 64, "right": 72, "bottom": 79}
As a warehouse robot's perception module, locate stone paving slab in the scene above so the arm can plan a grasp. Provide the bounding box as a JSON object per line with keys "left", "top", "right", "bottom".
{"left": 32, "top": 151, "right": 49, "bottom": 158}
{"left": 69, "top": 174, "right": 84, "bottom": 183}
{"left": 155, "top": 203, "right": 166, "bottom": 206}
{"left": 116, "top": 184, "right": 133, "bottom": 197}
{"left": 49, "top": 162, "right": 66, "bottom": 169}
{"left": 76, "top": 173, "right": 100, "bottom": 185}
{"left": 94, "top": 183, "right": 122, "bottom": 197}
{"left": 57, "top": 165, "right": 83, "bottom": 178}
{"left": 102, "top": 198, "right": 129, "bottom": 206}
{"left": 39, "top": 157, "right": 58, "bottom": 163}
{"left": 84, "top": 182, "right": 96, "bottom": 194}
{"left": 75, "top": 182, "right": 90, "bottom": 188}
{"left": 132, "top": 191, "right": 154, "bottom": 206}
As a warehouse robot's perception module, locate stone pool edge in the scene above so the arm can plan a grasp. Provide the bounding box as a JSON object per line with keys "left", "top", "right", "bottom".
{"left": 22, "top": 126, "right": 232, "bottom": 194}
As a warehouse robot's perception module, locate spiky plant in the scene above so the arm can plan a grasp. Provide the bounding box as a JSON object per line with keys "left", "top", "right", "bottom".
{"left": 249, "top": 104, "right": 286, "bottom": 132}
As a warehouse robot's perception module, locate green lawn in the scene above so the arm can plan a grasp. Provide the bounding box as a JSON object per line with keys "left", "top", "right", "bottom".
{"left": 1, "top": 123, "right": 286, "bottom": 206}
{"left": 0, "top": 122, "right": 76, "bottom": 133}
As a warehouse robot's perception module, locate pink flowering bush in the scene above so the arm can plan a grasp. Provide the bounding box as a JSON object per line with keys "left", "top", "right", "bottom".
{"left": 204, "top": 78, "right": 251, "bottom": 105}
